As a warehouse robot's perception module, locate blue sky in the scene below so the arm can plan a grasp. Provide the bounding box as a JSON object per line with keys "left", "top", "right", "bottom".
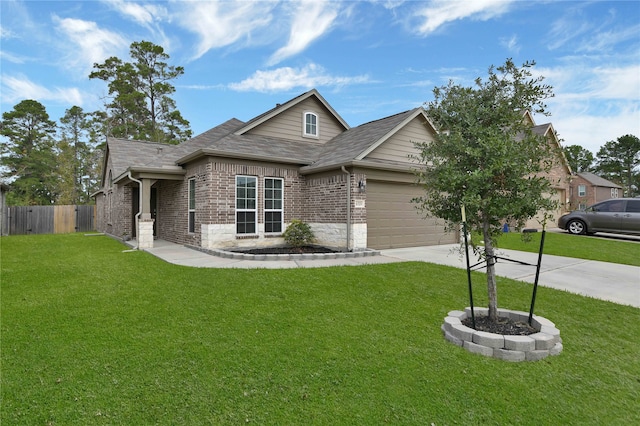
{"left": 1, "top": 0, "right": 639, "bottom": 154}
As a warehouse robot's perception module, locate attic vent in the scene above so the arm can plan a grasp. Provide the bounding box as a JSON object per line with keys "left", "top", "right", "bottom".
{"left": 157, "top": 147, "right": 163, "bottom": 154}
{"left": 276, "top": 103, "right": 281, "bottom": 107}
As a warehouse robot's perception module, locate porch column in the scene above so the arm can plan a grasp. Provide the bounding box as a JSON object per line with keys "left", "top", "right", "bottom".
{"left": 137, "top": 178, "right": 154, "bottom": 249}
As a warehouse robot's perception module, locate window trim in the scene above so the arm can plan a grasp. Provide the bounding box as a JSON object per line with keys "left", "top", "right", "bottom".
{"left": 578, "top": 184, "right": 586, "bottom": 197}
{"left": 188, "top": 178, "right": 196, "bottom": 233}
{"left": 235, "top": 175, "right": 257, "bottom": 235}
{"left": 303, "top": 111, "right": 319, "bottom": 138}
{"left": 264, "top": 177, "right": 284, "bottom": 234}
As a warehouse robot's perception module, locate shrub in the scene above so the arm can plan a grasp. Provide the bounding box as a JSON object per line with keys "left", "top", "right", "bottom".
{"left": 283, "top": 219, "right": 315, "bottom": 247}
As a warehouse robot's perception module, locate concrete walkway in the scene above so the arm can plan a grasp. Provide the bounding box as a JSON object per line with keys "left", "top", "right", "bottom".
{"left": 141, "top": 240, "right": 639, "bottom": 308}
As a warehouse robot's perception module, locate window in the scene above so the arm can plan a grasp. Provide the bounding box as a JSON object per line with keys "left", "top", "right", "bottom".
{"left": 627, "top": 200, "right": 640, "bottom": 213}
{"left": 236, "top": 176, "right": 257, "bottom": 234}
{"left": 303, "top": 112, "right": 318, "bottom": 138}
{"left": 611, "top": 188, "right": 619, "bottom": 198}
{"left": 264, "top": 178, "right": 283, "bottom": 233}
{"left": 578, "top": 184, "right": 586, "bottom": 197}
{"left": 188, "top": 178, "right": 196, "bottom": 233}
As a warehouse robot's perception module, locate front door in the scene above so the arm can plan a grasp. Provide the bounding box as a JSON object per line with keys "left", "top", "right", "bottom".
{"left": 131, "top": 187, "right": 157, "bottom": 238}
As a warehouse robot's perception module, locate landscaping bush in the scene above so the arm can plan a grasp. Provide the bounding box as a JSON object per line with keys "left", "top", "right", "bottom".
{"left": 283, "top": 219, "right": 315, "bottom": 247}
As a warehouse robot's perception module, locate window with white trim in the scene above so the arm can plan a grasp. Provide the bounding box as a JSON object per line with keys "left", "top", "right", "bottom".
{"left": 578, "top": 184, "right": 586, "bottom": 197}
{"left": 236, "top": 176, "right": 257, "bottom": 234}
{"left": 264, "top": 178, "right": 283, "bottom": 233}
{"left": 188, "top": 178, "right": 196, "bottom": 233}
{"left": 611, "top": 188, "right": 619, "bottom": 198}
{"left": 303, "top": 112, "right": 318, "bottom": 138}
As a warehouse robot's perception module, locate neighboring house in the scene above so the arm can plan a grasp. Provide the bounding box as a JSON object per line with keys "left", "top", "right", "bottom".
{"left": 94, "top": 89, "right": 570, "bottom": 251}
{"left": 520, "top": 112, "right": 573, "bottom": 230}
{"left": 569, "top": 172, "right": 622, "bottom": 210}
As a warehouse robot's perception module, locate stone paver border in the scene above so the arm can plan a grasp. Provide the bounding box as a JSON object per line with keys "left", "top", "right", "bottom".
{"left": 187, "top": 245, "right": 380, "bottom": 261}
{"left": 442, "top": 307, "right": 563, "bottom": 362}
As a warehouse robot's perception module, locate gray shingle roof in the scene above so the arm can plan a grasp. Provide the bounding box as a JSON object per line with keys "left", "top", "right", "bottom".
{"left": 107, "top": 138, "right": 180, "bottom": 179}
{"left": 302, "top": 109, "right": 420, "bottom": 171}
{"left": 578, "top": 172, "right": 622, "bottom": 188}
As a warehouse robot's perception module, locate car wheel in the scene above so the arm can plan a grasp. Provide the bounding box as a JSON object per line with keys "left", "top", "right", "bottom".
{"left": 567, "top": 219, "right": 586, "bottom": 235}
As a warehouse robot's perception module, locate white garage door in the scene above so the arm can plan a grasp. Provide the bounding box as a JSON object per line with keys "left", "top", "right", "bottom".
{"left": 524, "top": 189, "right": 565, "bottom": 230}
{"left": 367, "top": 181, "right": 457, "bottom": 249}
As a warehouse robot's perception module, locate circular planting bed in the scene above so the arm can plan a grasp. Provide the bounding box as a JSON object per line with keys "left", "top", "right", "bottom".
{"left": 442, "top": 307, "right": 562, "bottom": 362}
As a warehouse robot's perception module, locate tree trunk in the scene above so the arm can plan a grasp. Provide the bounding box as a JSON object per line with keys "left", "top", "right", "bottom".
{"left": 483, "top": 219, "right": 499, "bottom": 320}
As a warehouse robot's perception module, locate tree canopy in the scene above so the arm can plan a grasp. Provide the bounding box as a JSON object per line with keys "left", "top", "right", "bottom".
{"left": 1, "top": 100, "right": 58, "bottom": 205}
{"left": 594, "top": 134, "right": 640, "bottom": 197}
{"left": 413, "top": 59, "right": 558, "bottom": 320}
{"left": 563, "top": 144, "right": 594, "bottom": 173}
{"left": 90, "top": 40, "right": 191, "bottom": 144}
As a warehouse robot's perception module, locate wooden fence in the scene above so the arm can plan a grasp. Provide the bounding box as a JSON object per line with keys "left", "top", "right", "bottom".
{"left": 6, "top": 205, "right": 95, "bottom": 235}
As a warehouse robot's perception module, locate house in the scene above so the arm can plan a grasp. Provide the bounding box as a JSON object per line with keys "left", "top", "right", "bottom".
{"left": 520, "top": 111, "right": 573, "bottom": 230}
{"left": 94, "top": 89, "right": 570, "bottom": 251}
{"left": 569, "top": 172, "right": 622, "bottom": 210}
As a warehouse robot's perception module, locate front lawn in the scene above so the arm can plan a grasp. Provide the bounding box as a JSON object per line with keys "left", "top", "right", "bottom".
{"left": 492, "top": 231, "right": 640, "bottom": 266}
{"left": 2, "top": 234, "right": 638, "bottom": 425}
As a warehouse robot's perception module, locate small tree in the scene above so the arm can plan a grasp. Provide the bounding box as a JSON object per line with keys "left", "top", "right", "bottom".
{"left": 413, "top": 59, "right": 558, "bottom": 321}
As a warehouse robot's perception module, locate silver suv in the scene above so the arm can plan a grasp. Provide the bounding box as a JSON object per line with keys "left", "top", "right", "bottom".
{"left": 558, "top": 198, "right": 640, "bottom": 235}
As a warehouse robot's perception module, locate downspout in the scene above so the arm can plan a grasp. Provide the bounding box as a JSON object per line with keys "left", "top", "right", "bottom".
{"left": 341, "top": 166, "right": 351, "bottom": 251}
{"left": 127, "top": 171, "right": 142, "bottom": 250}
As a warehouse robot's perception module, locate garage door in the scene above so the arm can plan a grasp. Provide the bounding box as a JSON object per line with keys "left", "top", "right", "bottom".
{"left": 524, "top": 189, "right": 565, "bottom": 230}
{"left": 367, "top": 181, "right": 457, "bottom": 249}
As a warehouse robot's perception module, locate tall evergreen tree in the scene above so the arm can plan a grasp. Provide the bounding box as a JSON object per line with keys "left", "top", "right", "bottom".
{"left": 1, "top": 100, "right": 58, "bottom": 205}
{"left": 89, "top": 40, "right": 191, "bottom": 144}
{"left": 414, "top": 59, "right": 557, "bottom": 321}
{"left": 58, "top": 106, "right": 103, "bottom": 204}
{"left": 595, "top": 134, "right": 640, "bottom": 197}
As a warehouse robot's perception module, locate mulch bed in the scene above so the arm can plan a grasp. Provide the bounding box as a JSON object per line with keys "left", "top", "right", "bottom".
{"left": 462, "top": 315, "right": 537, "bottom": 336}
{"left": 231, "top": 246, "right": 340, "bottom": 255}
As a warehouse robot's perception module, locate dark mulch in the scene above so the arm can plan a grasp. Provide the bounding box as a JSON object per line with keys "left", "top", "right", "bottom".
{"left": 462, "top": 315, "right": 537, "bottom": 336}
{"left": 231, "top": 246, "right": 340, "bottom": 255}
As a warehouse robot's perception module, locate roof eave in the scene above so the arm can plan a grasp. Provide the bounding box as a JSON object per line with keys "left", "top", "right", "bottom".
{"left": 177, "top": 148, "right": 312, "bottom": 166}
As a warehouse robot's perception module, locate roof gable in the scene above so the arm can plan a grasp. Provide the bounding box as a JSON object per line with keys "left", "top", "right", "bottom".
{"left": 301, "top": 108, "right": 436, "bottom": 172}
{"left": 233, "top": 89, "right": 349, "bottom": 141}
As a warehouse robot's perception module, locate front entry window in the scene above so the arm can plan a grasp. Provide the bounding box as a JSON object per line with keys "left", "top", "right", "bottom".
{"left": 236, "top": 176, "right": 257, "bottom": 234}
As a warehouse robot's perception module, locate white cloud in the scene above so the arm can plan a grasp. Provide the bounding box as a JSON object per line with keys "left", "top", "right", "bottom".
{"left": 413, "top": 0, "right": 514, "bottom": 35}
{"left": 101, "top": 0, "right": 168, "bottom": 27}
{"left": 1, "top": 74, "right": 84, "bottom": 106}
{"left": 228, "top": 63, "right": 369, "bottom": 92}
{"left": 534, "top": 63, "right": 640, "bottom": 153}
{"left": 101, "top": 0, "right": 171, "bottom": 49}
{"left": 500, "top": 34, "right": 520, "bottom": 54}
{"left": 53, "top": 15, "right": 128, "bottom": 74}
{"left": 268, "top": 0, "right": 340, "bottom": 65}
{"left": 175, "top": 1, "right": 275, "bottom": 60}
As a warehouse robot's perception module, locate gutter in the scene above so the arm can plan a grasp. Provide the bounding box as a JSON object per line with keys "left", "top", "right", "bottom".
{"left": 126, "top": 171, "right": 142, "bottom": 251}
{"left": 341, "top": 166, "right": 351, "bottom": 251}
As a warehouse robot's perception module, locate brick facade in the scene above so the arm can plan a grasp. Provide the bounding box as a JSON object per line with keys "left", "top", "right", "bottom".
{"left": 569, "top": 174, "right": 622, "bottom": 210}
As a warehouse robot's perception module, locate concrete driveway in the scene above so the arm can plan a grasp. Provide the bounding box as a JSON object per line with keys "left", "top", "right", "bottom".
{"left": 381, "top": 245, "right": 640, "bottom": 308}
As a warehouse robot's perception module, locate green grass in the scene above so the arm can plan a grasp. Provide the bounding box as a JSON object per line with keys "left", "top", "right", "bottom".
{"left": 488, "top": 231, "right": 640, "bottom": 267}
{"left": 2, "top": 234, "right": 639, "bottom": 425}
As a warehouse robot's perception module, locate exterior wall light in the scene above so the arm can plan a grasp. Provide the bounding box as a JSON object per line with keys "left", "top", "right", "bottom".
{"left": 358, "top": 180, "right": 366, "bottom": 193}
